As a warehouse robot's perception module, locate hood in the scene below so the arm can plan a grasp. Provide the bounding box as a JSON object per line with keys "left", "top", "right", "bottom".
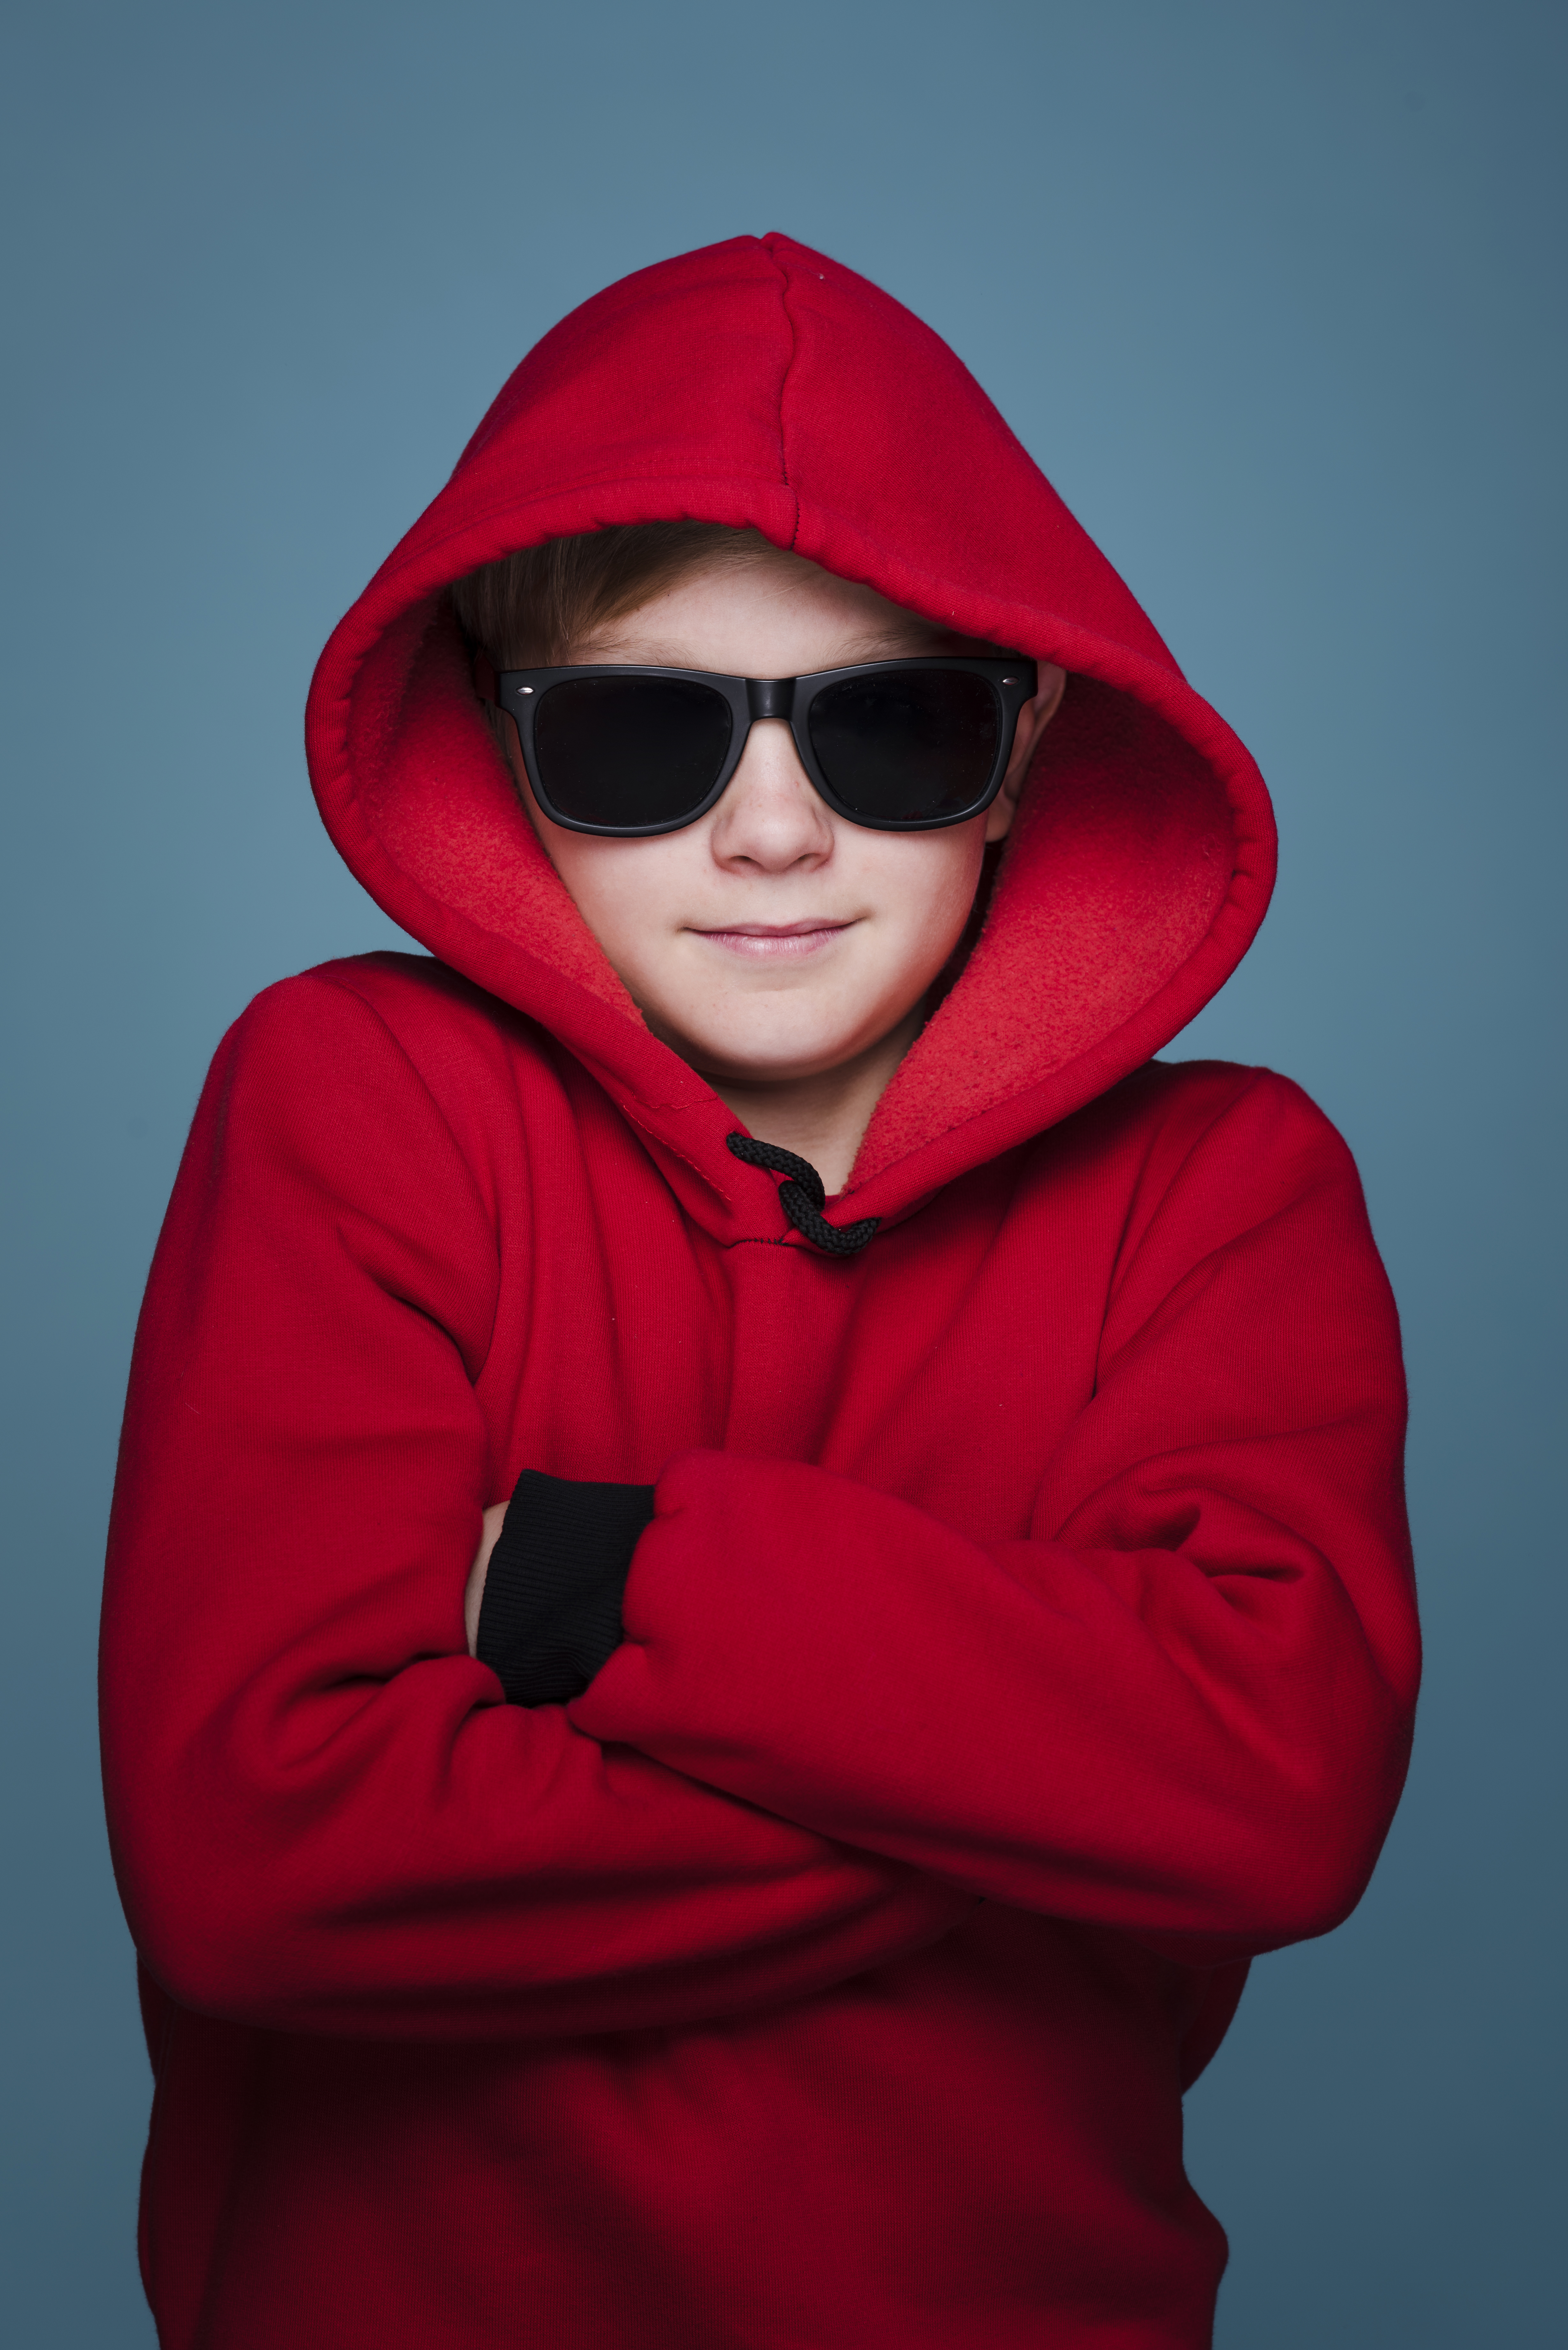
{"left": 305, "top": 231, "right": 1275, "bottom": 1236}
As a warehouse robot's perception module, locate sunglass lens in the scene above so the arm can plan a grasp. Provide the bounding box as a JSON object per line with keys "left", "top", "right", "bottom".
{"left": 807, "top": 671, "right": 1000, "bottom": 823}
{"left": 534, "top": 677, "right": 733, "bottom": 830}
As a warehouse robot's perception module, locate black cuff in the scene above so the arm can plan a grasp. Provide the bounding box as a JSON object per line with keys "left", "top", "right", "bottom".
{"left": 475, "top": 1469, "right": 655, "bottom": 1707}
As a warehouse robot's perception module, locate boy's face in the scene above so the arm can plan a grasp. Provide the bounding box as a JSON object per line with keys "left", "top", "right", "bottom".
{"left": 505, "top": 554, "right": 1063, "bottom": 1094}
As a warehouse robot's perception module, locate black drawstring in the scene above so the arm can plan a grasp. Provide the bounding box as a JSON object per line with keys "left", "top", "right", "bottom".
{"left": 726, "top": 1134, "right": 879, "bottom": 1255}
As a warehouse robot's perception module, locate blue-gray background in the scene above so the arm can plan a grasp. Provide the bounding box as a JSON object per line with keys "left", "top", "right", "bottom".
{"left": 3, "top": 2, "right": 1562, "bottom": 2340}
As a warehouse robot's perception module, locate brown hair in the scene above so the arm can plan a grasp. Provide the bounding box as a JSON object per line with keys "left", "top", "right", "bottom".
{"left": 449, "top": 521, "right": 796, "bottom": 672}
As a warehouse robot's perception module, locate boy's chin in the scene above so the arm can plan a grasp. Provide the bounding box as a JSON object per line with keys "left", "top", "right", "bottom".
{"left": 656, "top": 1011, "right": 915, "bottom": 1093}
{"left": 634, "top": 967, "right": 931, "bottom": 1091}
{"left": 681, "top": 1038, "right": 866, "bottom": 1088}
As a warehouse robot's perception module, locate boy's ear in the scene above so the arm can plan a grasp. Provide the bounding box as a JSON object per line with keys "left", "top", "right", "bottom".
{"left": 984, "top": 664, "right": 1066, "bottom": 843}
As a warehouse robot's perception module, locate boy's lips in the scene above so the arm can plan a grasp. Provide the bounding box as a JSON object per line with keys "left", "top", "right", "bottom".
{"left": 691, "top": 920, "right": 853, "bottom": 960}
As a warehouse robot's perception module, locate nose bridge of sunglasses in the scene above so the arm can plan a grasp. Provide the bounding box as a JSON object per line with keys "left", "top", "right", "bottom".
{"left": 745, "top": 677, "right": 796, "bottom": 723}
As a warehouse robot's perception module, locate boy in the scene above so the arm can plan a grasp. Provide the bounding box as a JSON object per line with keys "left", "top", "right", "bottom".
{"left": 101, "top": 233, "right": 1419, "bottom": 2349}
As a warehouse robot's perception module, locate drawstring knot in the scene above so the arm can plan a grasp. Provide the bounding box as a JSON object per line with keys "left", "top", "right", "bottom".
{"left": 725, "top": 1134, "right": 880, "bottom": 1255}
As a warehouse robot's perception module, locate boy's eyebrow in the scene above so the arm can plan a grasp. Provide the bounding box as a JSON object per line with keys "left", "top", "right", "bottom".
{"left": 567, "top": 626, "right": 974, "bottom": 669}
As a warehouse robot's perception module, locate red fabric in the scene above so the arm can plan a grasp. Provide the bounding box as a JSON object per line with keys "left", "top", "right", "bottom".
{"left": 102, "top": 233, "right": 1418, "bottom": 2348}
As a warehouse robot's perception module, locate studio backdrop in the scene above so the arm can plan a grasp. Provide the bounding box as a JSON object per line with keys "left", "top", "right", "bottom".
{"left": 2, "top": 3, "right": 1562, "bottom": 2343}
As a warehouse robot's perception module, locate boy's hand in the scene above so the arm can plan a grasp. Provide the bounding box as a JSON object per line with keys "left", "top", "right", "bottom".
{"left": 464, "top": 1504, "right": 508, "bottom": 1656}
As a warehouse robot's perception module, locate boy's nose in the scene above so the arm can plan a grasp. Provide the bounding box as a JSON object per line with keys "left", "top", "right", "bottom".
{"left": 707, "top": 719, "right": 834, "bottom": 872}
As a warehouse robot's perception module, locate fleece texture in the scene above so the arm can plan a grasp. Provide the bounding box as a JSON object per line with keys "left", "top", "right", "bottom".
{"left": 101, "top": 233, "right": 1418, "bottom": 2350}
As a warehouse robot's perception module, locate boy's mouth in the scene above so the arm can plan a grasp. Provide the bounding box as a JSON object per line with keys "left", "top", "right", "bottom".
{"left": 692, "top": 920, "right": 852, "bottom": 960}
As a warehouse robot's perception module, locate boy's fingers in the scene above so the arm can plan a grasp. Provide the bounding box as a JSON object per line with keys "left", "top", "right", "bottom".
{"left": 464, "top": 1503, "right": 509, "bottom": 1656}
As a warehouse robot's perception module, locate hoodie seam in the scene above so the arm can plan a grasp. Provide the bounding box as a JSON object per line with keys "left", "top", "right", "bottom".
{"left": 1096, "top": 1065, "right": 1327, "bottom": 1383}
{"left": 764, "top": 245, "right": 803, "bottom": 549}
{"left": 304, "top": 967, "right": 506, "bottom": 1381}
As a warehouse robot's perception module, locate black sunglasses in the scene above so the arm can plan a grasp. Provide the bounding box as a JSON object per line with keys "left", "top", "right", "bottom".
{"left": 489, "top": 656, "right": 1039, "bottom": 837}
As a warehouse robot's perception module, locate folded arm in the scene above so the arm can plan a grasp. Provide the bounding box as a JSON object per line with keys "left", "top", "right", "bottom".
{"left": 569, "top": 1073, "right": 1421, "bottom": 1960}
{"left": 100, "top": 975, "right": 970, "bottom": 2044}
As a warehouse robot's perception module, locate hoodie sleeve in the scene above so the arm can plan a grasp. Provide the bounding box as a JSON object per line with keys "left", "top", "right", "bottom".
{"left": 99, "top": 978, "right": 971, "bottom": 2044}
{"left": 568, "top": 1071, "right": 1421, "bottom": 1961}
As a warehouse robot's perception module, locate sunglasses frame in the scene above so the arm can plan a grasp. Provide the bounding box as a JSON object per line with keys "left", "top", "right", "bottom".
{"left": 491, "top": 656, "right": 1040, "bottom": 837}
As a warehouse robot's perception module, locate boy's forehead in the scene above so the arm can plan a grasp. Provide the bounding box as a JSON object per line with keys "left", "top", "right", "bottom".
{"left": 572, "top": 552, "right": 993, "bottom": 668}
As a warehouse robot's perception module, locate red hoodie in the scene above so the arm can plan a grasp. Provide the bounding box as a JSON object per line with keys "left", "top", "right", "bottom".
{"left": 101, "top": 233, "right": 1419, "bottom": 2349}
